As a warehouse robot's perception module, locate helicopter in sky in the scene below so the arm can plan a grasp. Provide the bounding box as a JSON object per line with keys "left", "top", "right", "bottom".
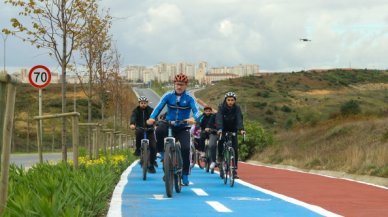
{"left": 299, "top": 38, "right": 311, "bottom": 42}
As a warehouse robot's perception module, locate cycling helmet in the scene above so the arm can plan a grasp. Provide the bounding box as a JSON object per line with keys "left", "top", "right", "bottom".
{"left": 138, "top": 96, "right": 148, "bottom": 102}
{"left": 174, "top": 73, "right": 189, "bottom": 83}
{"left": 224, "top": 92, "right": 237, "bottom": 99}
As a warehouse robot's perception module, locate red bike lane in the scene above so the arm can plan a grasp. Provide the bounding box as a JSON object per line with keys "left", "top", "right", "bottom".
{"left": 238, "top": 162, "right": 388, "bottom": 217}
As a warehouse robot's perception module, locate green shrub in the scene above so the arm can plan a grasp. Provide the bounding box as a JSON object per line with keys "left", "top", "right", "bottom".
{"left": 239, "top": 120, "right": 273, "bottom": 160}
{"left": 281, "top": 105, "right": 292, "bottom": 113}
{"left": 253, "top": 102, "right": 267, "bottom": 109}
{"left": 2, "top": 151, "right": 134, "bottom": 217}
{"left": 341, "top": 100, "right": 361, "bottom": 116}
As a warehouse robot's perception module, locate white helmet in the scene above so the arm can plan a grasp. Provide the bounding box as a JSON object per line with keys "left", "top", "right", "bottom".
{"left": 224, "top": 92, "right": 236, "bottom": 99}
{"left": 138, "top": 96, "right": 148, "bottom": 102}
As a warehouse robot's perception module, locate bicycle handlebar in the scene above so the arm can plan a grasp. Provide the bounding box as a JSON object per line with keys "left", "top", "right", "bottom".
{"left": 156, "top": 120, "right": 190, "bottom": 126}
{"left": 134, "top": 126, "right": 154, "bottom": 131}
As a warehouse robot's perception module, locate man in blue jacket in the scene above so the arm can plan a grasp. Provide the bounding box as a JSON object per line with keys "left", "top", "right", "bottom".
{"left": 146, "top": 73, "right": 200, "bottom": 186}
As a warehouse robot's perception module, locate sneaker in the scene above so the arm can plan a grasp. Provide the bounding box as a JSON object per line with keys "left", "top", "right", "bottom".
{"left": 220, "top": 170, "right": 224, "bottom": 179}
{"left": 233, "top": 171, "right": 239, "bottom": 179}
{"left": 134, "top": 149, "right": 140, "bottom": 156}
{"left": 182, "top": 175, "right": 189, "bottom": 186}
{"left": 209, "top": 162, "right": 216, "bottom": 170}
{"left": 148, "top": 166, "right": 156, "bottom": 174}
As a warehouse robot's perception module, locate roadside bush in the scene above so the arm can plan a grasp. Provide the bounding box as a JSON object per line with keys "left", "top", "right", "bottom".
{"left": 340, "top": 100, "right": 361, "bottom": 116}
{"left": 2, "top": 151, "right": 134, "bottom": 217}
{"left": 239, "top": 120, "right": 273, "bottom": 160}
{"left": 281, "top": 105, "right": 292, "bottom": 113}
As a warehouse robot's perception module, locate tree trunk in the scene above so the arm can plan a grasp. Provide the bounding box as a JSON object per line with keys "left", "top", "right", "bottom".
{"left": 61, "top": 0, "right": 67, "bottom": 161}
{"left": 27, "top": 112, "right": 30, "bottom": 152}
{"left": 88, "top": 64, "right": 92, "bottom": 158}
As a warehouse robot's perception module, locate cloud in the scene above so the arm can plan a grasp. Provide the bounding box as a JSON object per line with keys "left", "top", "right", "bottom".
{"left": 1, "top": 0, "right": 388, "bottom": 71}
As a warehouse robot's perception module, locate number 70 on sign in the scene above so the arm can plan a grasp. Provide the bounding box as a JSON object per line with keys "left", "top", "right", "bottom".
{"left": 28, "top": 65, "right": 52, "bottom": 89}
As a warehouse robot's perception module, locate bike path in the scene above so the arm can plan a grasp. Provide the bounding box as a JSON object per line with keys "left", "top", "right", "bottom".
{"left": 108, "top": 160, "right": 340, "bottom": 217}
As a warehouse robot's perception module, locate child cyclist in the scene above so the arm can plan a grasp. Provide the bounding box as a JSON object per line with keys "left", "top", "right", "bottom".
{"left": 216, "top": 92, "right": 245, "bottom": 179}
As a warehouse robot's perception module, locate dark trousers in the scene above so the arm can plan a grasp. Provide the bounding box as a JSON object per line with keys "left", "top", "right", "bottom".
{"left": 155, "top": 123, "right": 191, "bottom": 175}
{"left": 196, "top": 131, "right": 209, "bottom": 152}
{"left": 136, "top": 129, "right": 156, "bottom": 164}
{"left": 218, "top": 132, "right": 239, "bottom": 169}
{"left": 208, "top": 134, "right": 218, "bottom": 163}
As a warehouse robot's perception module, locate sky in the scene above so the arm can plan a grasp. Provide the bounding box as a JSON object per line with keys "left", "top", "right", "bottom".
{"left": 1, "top": 0, "right": 388, "bottom": 72}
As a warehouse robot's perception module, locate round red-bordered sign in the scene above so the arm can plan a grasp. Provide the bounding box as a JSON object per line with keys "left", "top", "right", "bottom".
{"left": 28, "top": 65, "right": 52, "bottom": 88}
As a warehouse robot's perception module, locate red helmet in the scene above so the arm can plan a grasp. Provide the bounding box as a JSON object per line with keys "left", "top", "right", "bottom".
{"left": 174, "top": 73, "right": 189, "bottom": 83}
{"left": 204, "top": 106, "right": 212, "bottom": 111}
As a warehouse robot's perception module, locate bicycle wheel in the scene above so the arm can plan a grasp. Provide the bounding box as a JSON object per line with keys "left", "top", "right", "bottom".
{"left": 222, "top": 151, "right": 229, "bottom": 185}
{"left": 189, "top": 144, "right": 196, "bottom": 171}
{"left": 164, "top": 144, "right": 173, "bottom": 197}
{"left": 205, "top": 146, "right": 213, "bottom": 173}
{"left": 229, "top": 148, "right": 236, "bottom": 187}
{"left": 174, "top": 145, "right": 182, "bottom": 193}
{"left": 141, "top": 142, "right": 149, "bottom": 181}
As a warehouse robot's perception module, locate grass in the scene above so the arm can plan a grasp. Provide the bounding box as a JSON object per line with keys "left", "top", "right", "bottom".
{"left": 251, "top": 117, "right": 388, "bottom": 177}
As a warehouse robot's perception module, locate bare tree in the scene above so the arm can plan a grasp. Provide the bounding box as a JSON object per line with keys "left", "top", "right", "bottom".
{"left": 76, "top": 3, "right": 112, "bottom": 157}
{"left": 3, "top": 0, "right": 93, "bottom": 161}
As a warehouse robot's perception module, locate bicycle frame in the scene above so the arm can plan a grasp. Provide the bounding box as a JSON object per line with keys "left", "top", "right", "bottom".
{"left": 220, "top": 131, "right": 237, "bottom": 187}
{"left": 137, "top": 127, "right": 152, "bottom": 181}
{"left": 159, "top": 120, "right": 186, "bottom": 197}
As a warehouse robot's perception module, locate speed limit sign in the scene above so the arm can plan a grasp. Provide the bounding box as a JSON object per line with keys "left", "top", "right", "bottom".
{"left": 28, "top": 65, "right": 52, "bottom": 88}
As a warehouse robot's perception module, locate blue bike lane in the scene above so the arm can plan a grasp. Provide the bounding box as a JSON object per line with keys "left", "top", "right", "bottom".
{"left": 107, "top": 160, "right": 341, "bottom": 217}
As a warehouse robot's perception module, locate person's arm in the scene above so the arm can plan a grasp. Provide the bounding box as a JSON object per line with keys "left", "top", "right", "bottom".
{"left": 150, "top": 92, "right": 170, "bottom": 120}
{"left": 130, "top": 108, "right": 137, "bottom": 125}
{"left": 215, "top": 105, "right": 223, "bottom": 131}
{"left": 188, "top": 94, "right": 201, "bottom": 120}
{"left": 236, "top": 105, "right": 244, "bottom": 130}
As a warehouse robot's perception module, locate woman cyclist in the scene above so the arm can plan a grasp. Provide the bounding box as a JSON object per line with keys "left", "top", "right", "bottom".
{"left": 216, "top": 92, "right": 245, "bottom": 179}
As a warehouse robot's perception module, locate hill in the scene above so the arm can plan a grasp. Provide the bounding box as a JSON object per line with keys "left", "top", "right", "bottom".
{"left": 196, "top": 69, "right": 388, "bottom": 177}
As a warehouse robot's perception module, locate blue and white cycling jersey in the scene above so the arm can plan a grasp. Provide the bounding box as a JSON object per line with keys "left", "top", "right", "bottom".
{"left": 150, "top": 90, "right": 201, "bottom": 126}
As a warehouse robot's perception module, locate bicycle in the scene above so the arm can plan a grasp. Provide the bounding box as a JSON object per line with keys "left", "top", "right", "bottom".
{"left": 189, "top": 141, "right": 196, "bottom": 173}
{"left": 197, "top": 129, "right": 218, "bottom": 173}
{"left": 158, "top": 120, "right": 187, "bottom": 198}
{"left": 136, "top": 127, "right": 154, "bottom": 181}
{"left": 219, "top": 132, "right": 239, "bottom": 187}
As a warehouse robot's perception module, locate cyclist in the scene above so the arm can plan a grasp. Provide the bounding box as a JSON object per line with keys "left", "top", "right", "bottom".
{"left": 202, "top": 106, "right": 219, "bottom": 170}
{"left": 147, "top": 73, "right": 200, "bottom": 186}
{"left": 216, "top": 92, "right": 245, "bottom": 179}
{"left": 130, "top": 96, "right": 157, "bottom": 173}
{"left": 190, "top": 123, "right": 201, "bottom": 152}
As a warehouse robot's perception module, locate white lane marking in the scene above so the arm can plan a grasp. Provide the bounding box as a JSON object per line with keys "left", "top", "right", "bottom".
{"left": 150, "top": 194, "right": 171, "bottom": 200}
{"left": 206, "top": 201, "right": 232, "bottom": 213}
{"left": 191, "top": 188, "right": 208, "bottom": 196}
{"left": 189, "top": 181, "right": 194, "bottom": 185}
{"left": 227, "top": 197, "right": 271, "bottom": 202}
{"left": 241, "top": 161, "right": 388, "bottom": 190}
{"left": 107, "top": 160, "right": 139, "bottom": 217}
{"left": 235, "top": 179, "right": 342, "bottom": 217}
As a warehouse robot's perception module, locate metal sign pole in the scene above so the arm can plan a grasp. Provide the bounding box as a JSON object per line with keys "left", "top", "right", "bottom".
{"left": 39, "top": 88, "right": 43, "bottom": 151}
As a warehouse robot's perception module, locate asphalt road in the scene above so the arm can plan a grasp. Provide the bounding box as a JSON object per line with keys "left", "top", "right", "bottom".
{"left": 10, "top": 152, "right": 73, "bottom": 169}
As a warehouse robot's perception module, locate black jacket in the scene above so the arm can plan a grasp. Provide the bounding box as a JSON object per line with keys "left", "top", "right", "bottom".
{"left": 215, "top": 102, "right": 244, "bottom": 132}
{"left": 130, "top": 106, "right": 154, "bottom": 127}
{"left": 198, "top": 114, "right": 213, "bottom": 130}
